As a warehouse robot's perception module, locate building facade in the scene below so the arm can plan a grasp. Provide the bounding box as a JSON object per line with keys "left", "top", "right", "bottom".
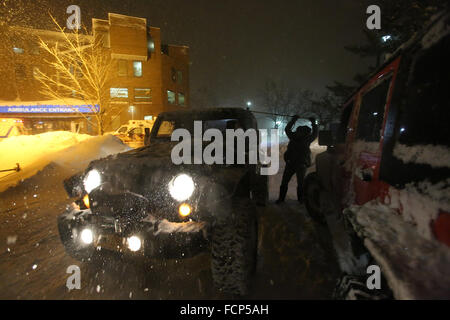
{"left": 0, "top": 13, "right": 189, "bottom": 134}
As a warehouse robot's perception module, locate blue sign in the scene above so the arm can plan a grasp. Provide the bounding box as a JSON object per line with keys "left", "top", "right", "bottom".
{"left": 0, "top": 104, "right": 100, "bottom": 114}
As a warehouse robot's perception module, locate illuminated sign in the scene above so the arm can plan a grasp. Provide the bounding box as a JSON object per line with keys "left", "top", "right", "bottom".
{"left": 0, "top": 104, "right": 100, "bottom": 114}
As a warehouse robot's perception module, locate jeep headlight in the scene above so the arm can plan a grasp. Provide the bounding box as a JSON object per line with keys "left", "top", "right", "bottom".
{"left": 84, "top": 169, "right": 101, "bottom": 193}
{"left": 168, "top": 174, "right": 195, "bottom": 201}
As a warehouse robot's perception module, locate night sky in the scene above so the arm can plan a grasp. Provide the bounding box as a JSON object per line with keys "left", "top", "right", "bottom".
{"left": 17, "top": 0, "right": 375, "bottom": 108}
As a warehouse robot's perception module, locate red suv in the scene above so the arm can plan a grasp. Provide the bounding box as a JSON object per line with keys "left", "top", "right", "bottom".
{"left": 304, "top": 11, "right": 450, "bottom": 299}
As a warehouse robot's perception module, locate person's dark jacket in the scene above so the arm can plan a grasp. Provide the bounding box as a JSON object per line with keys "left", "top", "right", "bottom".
{"left": 284, "top": 116, "right": 318, "bottom": 166}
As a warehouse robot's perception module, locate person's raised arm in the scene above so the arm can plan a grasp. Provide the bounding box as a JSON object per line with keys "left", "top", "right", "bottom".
{"left": 285, "top": 115, "right": 299, "bottom": 139}
{"left": 308, "top": 117, "right": 319, "bottom": 143}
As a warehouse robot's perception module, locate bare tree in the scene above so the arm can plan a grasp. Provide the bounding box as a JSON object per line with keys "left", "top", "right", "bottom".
{"left": 35, "top": 16, "right": 121, "bottom": 135}
{"left": 299, "top": 91, "right": 341, "bottom": 126}
{"left": 260, "top": 80, "right": 297, "bottom": 128}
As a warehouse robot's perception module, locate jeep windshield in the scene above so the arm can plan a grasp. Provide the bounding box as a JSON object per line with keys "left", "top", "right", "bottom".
{"left": 153, "top": 114, "right": 245, "bottom": 140}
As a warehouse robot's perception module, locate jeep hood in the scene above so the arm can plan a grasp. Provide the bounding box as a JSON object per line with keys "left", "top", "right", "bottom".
{"left": 85, "top": 141, "right": 249, "bottom": 200}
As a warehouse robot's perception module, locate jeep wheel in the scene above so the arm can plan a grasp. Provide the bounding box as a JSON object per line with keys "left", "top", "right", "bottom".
{"left": 210, "top": 197, "right": 257, "bottom": 296}
{"left": 333, "top": 274, "right": 391, "bottom": 300}
{"left": 304, "top": 173, "right": 326, "bottom": 225}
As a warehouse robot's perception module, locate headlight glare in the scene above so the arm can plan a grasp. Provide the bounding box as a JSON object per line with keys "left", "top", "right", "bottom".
{"left": 84, "top": 169, "right": 101, "bottom": 193}
{"left": 169, "top": 174, "right": 195, "bottom": 201}
{"left": 127, "top": 236, "right": 142, "bottom": 252}
{"left": 80, "top": 228, "right": 94, "bottom": 244}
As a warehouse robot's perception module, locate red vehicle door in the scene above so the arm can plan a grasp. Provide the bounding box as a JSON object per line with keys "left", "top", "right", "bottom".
{"left": 343, "top": 58, "right": 401, "bottom": 206}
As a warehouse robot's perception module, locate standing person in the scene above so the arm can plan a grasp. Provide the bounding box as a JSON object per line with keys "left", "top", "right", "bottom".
{"left": 276, "top": 115, "right": 318, "bottom": 204}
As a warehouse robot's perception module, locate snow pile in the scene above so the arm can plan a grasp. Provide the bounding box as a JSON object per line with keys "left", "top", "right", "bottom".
{"left": 387, "top": 179, "right": 450, "bottom": 241}
{"left": 0, "top": 132, "right": 130, "bottom": 192}
{"left": 393, "top": 143, "right": 450, "bottom": 168}
{"left": 346, "top": 201, "right": 450, "bottom": 299}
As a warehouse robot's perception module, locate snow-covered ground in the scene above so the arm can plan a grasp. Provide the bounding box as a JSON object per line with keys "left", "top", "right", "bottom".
{"left": 0, "top": 132, "right": 130, "bottom": 192}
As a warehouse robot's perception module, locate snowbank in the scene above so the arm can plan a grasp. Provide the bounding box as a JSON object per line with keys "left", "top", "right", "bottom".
{"left": 0, "top": 132, "right": 130, "bottom": 192}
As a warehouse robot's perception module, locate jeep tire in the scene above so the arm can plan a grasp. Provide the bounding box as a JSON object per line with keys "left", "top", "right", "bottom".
{"left": 304, "top": 172, "right": 326, "bottom": 225}
{"left": 210, "top": 197, "right": 257, "bottom": 296}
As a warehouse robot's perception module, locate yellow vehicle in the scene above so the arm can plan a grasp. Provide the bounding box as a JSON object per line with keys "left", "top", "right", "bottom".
{"left": 112, "top": 120, "right": 155, "bottom": 148}
{"left": 0, "top": 118, "right": 26, "bottom": 141}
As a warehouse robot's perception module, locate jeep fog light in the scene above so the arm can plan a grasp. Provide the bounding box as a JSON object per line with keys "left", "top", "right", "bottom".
{"left": 169, "top": 174, "right": 194, "bottom": 201}
{"left": 127, "top": 236, "right": 142, "bottom": 252}
{"left": 83, "top": 194, "right": 90, "bottom": 208}
{"left": 80, "top": 228, "right": 94, "bottom": 244}
{"left": 179, "top": 203, "right": 192, "bottom": 217}
{"left": 84, "top": 169, "right": 101, "bottom": 193}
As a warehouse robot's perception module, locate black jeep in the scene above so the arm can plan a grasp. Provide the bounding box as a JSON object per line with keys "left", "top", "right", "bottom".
{"left": 57, "top": 108, "right": 268, "bottom": 296}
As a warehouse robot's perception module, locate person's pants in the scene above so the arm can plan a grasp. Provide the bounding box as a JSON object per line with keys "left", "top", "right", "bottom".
{"left": 278, "top": 162, "right": 307, "bottom": 201}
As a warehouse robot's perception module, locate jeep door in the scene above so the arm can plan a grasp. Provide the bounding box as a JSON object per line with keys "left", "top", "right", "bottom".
{"left": 345, "top": 58, "right": 401, "bottom": 206}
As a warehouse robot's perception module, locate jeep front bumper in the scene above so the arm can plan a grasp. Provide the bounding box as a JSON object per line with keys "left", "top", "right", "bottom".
{"left": 58, "top": 203, "right": 209, "bottom": 260}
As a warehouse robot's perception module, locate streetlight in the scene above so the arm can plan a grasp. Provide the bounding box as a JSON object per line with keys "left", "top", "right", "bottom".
{"left": 246, "top": 101, "right": 252, "bottom": 107}
{"left": 382, "top": 35, "right": 392, "bottom": 43}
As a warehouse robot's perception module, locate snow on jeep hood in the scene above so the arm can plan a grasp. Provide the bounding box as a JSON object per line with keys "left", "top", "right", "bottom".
{"left": 87, "top": 140, "right": 250, "bottom": 199}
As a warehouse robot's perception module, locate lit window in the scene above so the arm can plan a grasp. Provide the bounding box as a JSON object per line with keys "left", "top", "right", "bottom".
{"left": 15, "top": 64, "right": 26, "bottom": 79}
{"left": 13, "top": 47, "right": 24, "bottom": 54}
{"left": 133, "top": 61, "right": 142, "bottom": 77}
{"left": 32, "top": 66, "right": 40, "bottom": 79}
{"left": 135, "top": 88, "right": 152, "bottom": 100}
{"left": 178, "top": 93, "right": 185, "bottom": 106}
{"left": 167, "top": 90, "right": 176, "bottom": 104}
{"left": 148, "top": 38, "right": 155, "bottom": 53}
{"left": 118, "top": 60, "right": 127, "bottom": 76}
{"left": 110, "top": 88, "right": 128, "bottom": 98}
{"left": 30, "top": 44, "right": 40, "bottom": 55}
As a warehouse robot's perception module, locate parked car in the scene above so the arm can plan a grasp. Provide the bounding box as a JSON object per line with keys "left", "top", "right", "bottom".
{"left": 58, "top": 108, "right": 268, "bottom": 296}
{"left": 112, "top": 119, "right": 155, "bottom": 148}
{"left": 304, "top": 10, "right": 450, "bottom": 299}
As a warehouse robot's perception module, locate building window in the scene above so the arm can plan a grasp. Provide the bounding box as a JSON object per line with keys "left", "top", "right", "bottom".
{"left": 167, "top": 90, "right": 176, "bottom": 104}
{"left": 118, "top": 60, "right": 127, "bottom": 76}
{"left": 13, "top": 47, "right": 24, "bottom": 54}
{"left": 110, "top": 88, "right": 128, "bottom": 98}
{"left": 32, "top": 66, "right": 40, "bottom": 79}
{"left": 30, "top": 43, "right": 40, "bottom": 55}
{"left": 148, "top": 37, "right": 155, "bottom": 53}
{"left": 134, "top": 88, "right": 152, "bottom": 101}
{"left": 177, "top": 70, "right": 183, "bottom": 84}
{"left": 133, "top": 61, "right": 142, "bottom": 77}
{"left": 15, "top": 64, "right": 26, "bottom": 79}
{"left": 178, "top": 93, "right": 185, "bottom": 106}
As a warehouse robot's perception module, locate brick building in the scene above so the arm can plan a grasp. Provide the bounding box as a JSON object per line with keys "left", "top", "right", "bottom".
{"left": 0, "top": 13, "right": 189, "bottom": 134}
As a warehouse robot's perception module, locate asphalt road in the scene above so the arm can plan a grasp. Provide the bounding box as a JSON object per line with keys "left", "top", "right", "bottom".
{"left": 0, "top": 161, "right": 339, "bottom": 300}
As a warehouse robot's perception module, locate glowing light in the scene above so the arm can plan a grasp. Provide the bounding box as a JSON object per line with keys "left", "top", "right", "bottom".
{"left": 84, "top": 169, "right": 101, "bottom": 193}
{"left": 127, "top": 236, "right": 142, "bottom": 252}
{"left": 169, "top": 174, "right": 195, "bottom": 201}
{"left": 80, "top": 228, "right": 93, "bottom": 244}
{"left": 83, "top": 194, "right": 90, "bottom": 208}
{"left": 179, "top": 203, "right": 192, "bottom": 217}
{"left": 382, "top": 35, "right": 392, "bottom": 42}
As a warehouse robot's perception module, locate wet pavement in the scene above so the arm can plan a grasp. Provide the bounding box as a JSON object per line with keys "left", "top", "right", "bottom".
{"left": 0, "top": 161, "right": 339, "bottom": 299}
